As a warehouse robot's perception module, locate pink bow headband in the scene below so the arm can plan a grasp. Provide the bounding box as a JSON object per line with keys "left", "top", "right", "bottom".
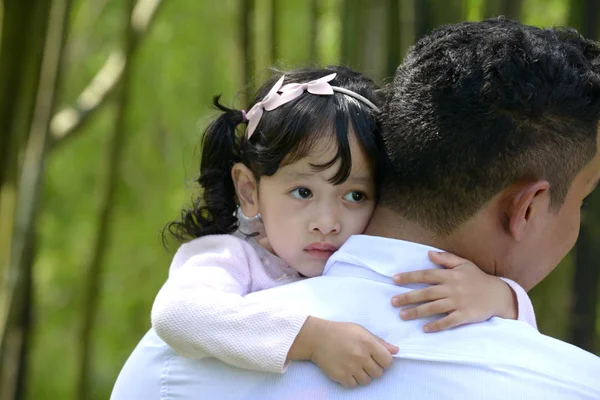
{"left": 243, "top": 73, "right": 381, "bottom": 138}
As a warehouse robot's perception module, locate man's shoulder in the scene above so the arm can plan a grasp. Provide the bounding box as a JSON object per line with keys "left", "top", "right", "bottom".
{"left": 402, "top": 317, "right": 600, "bottom": 393}
{"left": 244, "top": 265, "right": 600, "bottom": 396}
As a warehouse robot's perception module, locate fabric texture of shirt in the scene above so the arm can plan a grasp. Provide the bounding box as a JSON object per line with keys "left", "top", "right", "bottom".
{"left": 151, "top": 221, "right": 535, "bottom": 375}
{"left": 112, "top": 235, "right": 599, "bottom": 400}
{"left": 151, "top": 228, "right": 308, "bottom": 373}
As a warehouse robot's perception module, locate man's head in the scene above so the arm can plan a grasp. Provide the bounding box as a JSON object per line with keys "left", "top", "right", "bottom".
{"left": 373, "top": 18, "right": 600, "bottom": 290}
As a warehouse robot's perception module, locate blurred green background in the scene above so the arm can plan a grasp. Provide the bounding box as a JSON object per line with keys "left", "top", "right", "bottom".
{"left": 1, "top": 0, "right": 599, "bottom": 399}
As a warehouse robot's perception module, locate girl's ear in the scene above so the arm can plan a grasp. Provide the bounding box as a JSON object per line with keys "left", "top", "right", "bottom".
{"left": 232, "top": 163, "right": 260, "bottom": 217}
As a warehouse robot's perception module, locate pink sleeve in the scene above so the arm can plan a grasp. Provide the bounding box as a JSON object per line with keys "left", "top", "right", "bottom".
{"left": 500, "top": 277, "right": 537, "bottom": 330}
{"left": 151, "top": 235, "right": 309, "bottom": 373}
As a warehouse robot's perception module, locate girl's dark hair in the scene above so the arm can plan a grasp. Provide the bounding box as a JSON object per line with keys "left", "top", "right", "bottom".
{"left": 167, "top": 66, "right": 384, "bottom": 241}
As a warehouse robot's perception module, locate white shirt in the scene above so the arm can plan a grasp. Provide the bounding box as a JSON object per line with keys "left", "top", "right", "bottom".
{"left": 111, "top": 235, "right": 600, "bottom": 400}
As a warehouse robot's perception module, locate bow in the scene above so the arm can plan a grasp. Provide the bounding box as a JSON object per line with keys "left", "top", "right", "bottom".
{"left": 278, "top": 73, "right": 336, "bottom": 101}
{"left": 245, "top": 73, "right": 338, "bottom": 138}
{"left": 245, "top": 75, "right": 286, "bottom": 138}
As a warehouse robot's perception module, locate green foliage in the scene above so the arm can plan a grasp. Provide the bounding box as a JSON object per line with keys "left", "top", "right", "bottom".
{"left": 27, "top": 0, "right": 598, "bottom": 398}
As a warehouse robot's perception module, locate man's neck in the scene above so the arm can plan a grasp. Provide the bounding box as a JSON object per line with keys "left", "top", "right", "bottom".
{"left": 365, "top": 206, "right": 444, "bottom": 249}
{"left": 365, "top": 206, "right": 501, "bottom": 279}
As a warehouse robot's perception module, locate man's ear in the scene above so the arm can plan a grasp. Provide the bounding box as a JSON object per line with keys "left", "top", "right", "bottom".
{"left": 507, "top": 180, "right": 551, "bottom": 241}
{"left": 231, "top": 163, "right": 260, "bottom": 217}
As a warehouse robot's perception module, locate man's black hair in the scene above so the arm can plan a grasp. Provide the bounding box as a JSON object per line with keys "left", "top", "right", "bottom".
{"left": 381, "top": 17, "right": 600, "bottom": 234}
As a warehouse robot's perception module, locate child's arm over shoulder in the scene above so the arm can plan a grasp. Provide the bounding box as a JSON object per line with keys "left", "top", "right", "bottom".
{"left": 390, "top": 251, "right": 538, "bottom": 332}
{"left": 151, "top": 234, "right": 309, "bottom": 373}
{"left": 499, "top": 277, "right": 537, "bottom": 329}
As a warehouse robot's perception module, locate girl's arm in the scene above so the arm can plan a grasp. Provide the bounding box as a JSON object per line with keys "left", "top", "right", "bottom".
{"left": 153, "top": 234, "right": 398, "bottom": 386}
{"left": 151, "top": 235, "right": 308, "bottom": 373}
{"left": 498, "top": 277, "right": 537, "bottom": 329}
{"left": 389, "top": 251, "right": 538, "bottom": 332}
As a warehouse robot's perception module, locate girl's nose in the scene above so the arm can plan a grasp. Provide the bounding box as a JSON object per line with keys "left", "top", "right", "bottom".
{"left": 309, "top": 207, "right": 341, "bottom": 235}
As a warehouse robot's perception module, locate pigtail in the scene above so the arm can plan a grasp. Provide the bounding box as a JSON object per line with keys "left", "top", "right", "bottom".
{"left": 167, "top": 96, "right": 245, "bottom": 241}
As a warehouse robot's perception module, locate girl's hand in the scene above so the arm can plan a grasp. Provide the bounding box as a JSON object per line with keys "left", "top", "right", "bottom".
{"left": 288, "top": 317, "right": 398, "bottom": 388}
{"left": 390, "top": 251, "right": 517, "bottom": 333}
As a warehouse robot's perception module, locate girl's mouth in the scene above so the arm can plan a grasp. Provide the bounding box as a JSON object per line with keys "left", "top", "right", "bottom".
{"left": 304, "top": 242, "right": 338, "bottom": 259}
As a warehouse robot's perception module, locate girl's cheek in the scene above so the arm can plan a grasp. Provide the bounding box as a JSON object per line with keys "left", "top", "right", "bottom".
{"left": 346, "top": 212, "right": 371, "bottom": 234}
{"left": 361, "top": 207, "right": 376, "bottom": 229}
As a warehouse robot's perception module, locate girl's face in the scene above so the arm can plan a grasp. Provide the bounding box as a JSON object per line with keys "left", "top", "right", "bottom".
{"left": 257, "top": 134, "right": 376, "bottom": 277}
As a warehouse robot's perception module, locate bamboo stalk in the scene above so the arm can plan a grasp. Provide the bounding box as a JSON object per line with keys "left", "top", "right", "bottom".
{"left": 241, "top": 0, "right": 256, "bottom": 103}
{"left": 49, "top": 0, "right": 163, "bottom": 150}
{"left": 308, "top": 0, "right": 318, "bottom": 64}
{"left": 74, "top": 0, "right": 139, "bottom": 397}
{"left": 387, "top": 0, "right": 401, "bottom": 78}
{"left": 0, "top": 0, "right": 72, "bottom": 398}
{"left": 0, "top": 0, "right": 52, "bottom": 299}
{"left": 270, "top": 0, "right": 279, "bottom": 65}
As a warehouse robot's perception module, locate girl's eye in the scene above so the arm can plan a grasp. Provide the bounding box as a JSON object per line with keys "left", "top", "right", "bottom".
{"left": 343, "top": 191, "right": 366, "bottom": 203}
{"left": 290, "top": 187, "right": 313, "bottom": 199}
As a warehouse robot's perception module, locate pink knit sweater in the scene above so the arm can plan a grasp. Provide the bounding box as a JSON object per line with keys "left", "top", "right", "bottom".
{"left": 151, "top": 232, "right": 537, "bottom": 374}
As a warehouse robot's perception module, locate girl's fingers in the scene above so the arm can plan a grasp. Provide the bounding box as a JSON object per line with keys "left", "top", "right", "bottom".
{"left": 371, "top": 338, "right": 394, "bottom": 368}
{"left": 427, "top": 251, "right": 468, "bottom": 269}
{"left": 399, "top": 299, "right": 454, "bottom": 321}
{"left": 393, "top": 252, "right": 470, "bottom": 284}
{"left": 353, "top": 370, "right": 372, "bottom": 386}
{"left": 423, "top": 312, "right": 464, "bottom": 333}
{"left": 375, "top": 336, "right": 399, "bottom": 355}
{"left": 364, "top": 359, "right": 384, "bottom": 379}
{"left": 342, "top": 377, "right": 359, "bottom": 389}
{"left": 393, "top": 268, "right": 446, "bottom": 285}
{"left": 391, "top": 285, "right": 448, "bottom": 307}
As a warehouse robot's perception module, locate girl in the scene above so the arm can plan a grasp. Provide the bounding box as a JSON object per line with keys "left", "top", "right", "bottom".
{"left": 151, "top": 66, "right": 536, "bottom": 388}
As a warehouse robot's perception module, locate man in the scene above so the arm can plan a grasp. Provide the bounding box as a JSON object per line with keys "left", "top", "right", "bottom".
{"left": 112, "top": 18, "right": 600, "bottom": 399}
